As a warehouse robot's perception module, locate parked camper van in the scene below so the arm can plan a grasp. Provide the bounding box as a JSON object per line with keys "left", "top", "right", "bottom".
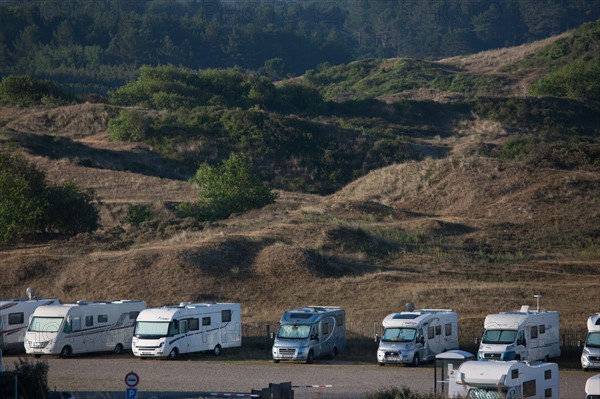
{"left": 585, "top": 374, "right": 600, "bottom": 399}
{"left": 582, "top": 313, "right": 600, "bottom": 371}
{"left": 132, "top": 302, "right": 241, "bottom": 360}
{"left": 478, "top": 304, "right": 560, "bottom": 362}
{"left": 448, "top": 360, "right": 559, "bottom": 399}
{"left": 25, "top": 300, "right": 146, "bottom": 357}
{"left": 0, "top": 297, "right": 60, "bottom": 352}
{"left": 376, "top": 307, "right": 458, "bottom": 366}
{"left": 272, "top": 306, "right": 345, "bottom": 364}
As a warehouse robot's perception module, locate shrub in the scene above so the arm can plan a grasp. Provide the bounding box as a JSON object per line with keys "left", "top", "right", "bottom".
{"left": 125, "top": 204, "right": 153, "bottom": 227}
{"left": 0, "top": 75, "right": 69, "bottom": 106}
{"left": 184, "top": 153, "right": 277, "bottom": 221}
{"left": 366, "top": 386, "right": 442, "bottom": 399}
{"left": 9, "top": 357, "right": 50, "bottom": 399}
{"left": 43, "top": 182, "right": 100, "bottom": 235}
{"left": 108, "top": 109, "right": 150, "bottom": 142}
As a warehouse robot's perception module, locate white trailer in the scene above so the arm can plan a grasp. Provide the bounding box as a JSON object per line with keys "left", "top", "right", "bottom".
{"left": 478, "top": 305, "right": 560, "bottom": 362}
{"left": 448, "top": 360, "right": 559, "bottom": 399}
{"left": 272, "top": 306, "right": 345, "bottom": 364}
{"left": 586, "top": 374, "right": 600, "bottom": 399}
{"left": 25, "top": 300, "right": 146, "bottom": 357}
{"left": 0, "top": 298, "right": 60, "bottom": 353}
{"left": 376, "top": 307, "right": 458, "bottom": 366}
{"left": 132, "top": 302, "right": 241, "bottom": 360}
{"left": 582, "top": 313, "right": 600, "bottom": 371}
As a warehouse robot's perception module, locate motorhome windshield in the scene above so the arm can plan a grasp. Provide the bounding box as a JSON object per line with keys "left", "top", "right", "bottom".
{"left": 382, "top": 327, "right": 417, "bottom": 342}
{"left": 467, "top": 388, "right": 509, "bottom": 399}
{"left": 586, "top": 332, "right": 600, "bottom": 348}
{"left": 482, "top": 329, "right": 517, "bottom": 344}
{"left": 27, "top": 316, "right": 64, "bottom": 333}
{"left": 135, "top": 321, "right": 178, "bottom": 338}
{"left": 277, "top": 324, "right": 310, "bottom": 339}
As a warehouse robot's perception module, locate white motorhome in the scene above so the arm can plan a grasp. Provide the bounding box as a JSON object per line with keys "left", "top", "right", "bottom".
{"left": 448, "top": 360, "right": 559, "bottom": 399}
{"left": 25, "top": 300, "right": 146, "bottom": 357}
{"left": 132, "top": 302, "right": 241, "bottom": 360}
{"left": 478, "top": 305, "right": 560, "bottom": 362}
{"left": 585, "top": 374, "right": 600, "bottom": 399}
{"left": 272, "top": 306, "right": 345, "bottom": 364}
{"left": 582, "top": 313, "right": 600, "bottom": 371}
{"left": 0, "top": 297, "right": 60, "bottom": 352}
{"left": 376, "top": 307, "right": 458, "bottom": 366}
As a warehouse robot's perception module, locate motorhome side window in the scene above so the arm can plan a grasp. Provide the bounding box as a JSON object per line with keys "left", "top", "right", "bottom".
{"left": 222, "top": 310, "right": 232, "bottom": 322}
{"left": 98, "top": 314, "right": 108, "bottom": 323}
{"left": 522, "top": 380, "right": 536, "bottom": 397}
{"left": 539, "top": 324, "right": 545, "bottom": 334}
{"left": 188, "top": 318, "right": 199, "bottom": 331}
{"left": 445, "top": 323, "right": 452, "bottom": 336}
{"left": 435, "top": 325, "right": 441, "bottom": 335}
{"left": 65, "top": 316, "right": 81, "bottom": 333}
{"left": 168, "top": 321, "right": 179, "bottom": 336}
{"left": 531, "top": 325, "right": 538, "bottom": 339}
{"left": 511, "top": 369, "right": 519, "bottom": 379}
{"left": 428, "top": 326, "right": 435, "bottom": 339}
{"left": 544, "top": 388, "right": 552, "bottom": 398}
{"left": 544, "top": 370, "right": 551, "bottom": 379}
{"left": 323, "top": 322, "right": 330, "bottom": 335}
{"left": 202, "top": 317, "right": 211, "bottom": 326}
{"left": 338, "top": 315, "right": 344, "bottom": 326}
{"left": 85, "top": 315, "right": 93, "bottom": 327}
{"left": 8, "top": 312, "right": 24, "bottom": 324}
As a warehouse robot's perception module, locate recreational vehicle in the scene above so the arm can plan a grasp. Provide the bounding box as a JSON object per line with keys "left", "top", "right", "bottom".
{"left": 582, "top": 313, "right": 600, "bottom": 371}
{"left": 478, "top": 304, "right": 560, "bottom": 362}
{"left": 448, "top": 360, "right": 559, "bottom": 399}
{"left": 0, "top": 297, "right": 60, "bottom": 352}
{"left": 585, "top": 374, "right": 600, "bottom": 399}
{"left": 272, "top": 306, "right": 345, "bottom": 364}
{"left": 376, "top": 306, "right": 458, "bottom": 366}
{"left": 132, "top": 302, "right": 241, "bottom": 360}
{"left": 25, "top": 300, "right": 146, "bottom": 357}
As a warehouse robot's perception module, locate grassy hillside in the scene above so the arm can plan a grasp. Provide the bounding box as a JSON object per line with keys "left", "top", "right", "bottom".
{"left": 1, "top": 23, "right": 599, "bottom": 335}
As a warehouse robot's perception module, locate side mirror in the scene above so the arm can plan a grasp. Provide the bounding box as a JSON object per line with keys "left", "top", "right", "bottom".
{"left": 419, "top": 337, "right": 425, "bottom": 345}
{"left": 270, "top": 331, "right": 275, "bottom": 340}
{"left": 375, "top": 334, "right": 380, "bottom": 343}
{"left": 474, "top": 337, "right": 479, "bottom": 345}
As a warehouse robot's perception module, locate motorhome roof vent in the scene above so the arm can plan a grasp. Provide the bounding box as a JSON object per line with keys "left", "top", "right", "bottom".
{"left": 520, "top": 305, "right": 530, "bottom": 312}
{"left": 405, "top": 302, "right": 415, "bottom": 312}
{"left": 393, "top": 314, "right": 419, "bottom": 320}
{"left": 77, "top": 300, "right": 88, "bottom": 305}
{"left": 179, "top": 302, "right": 191, "bottom": 307}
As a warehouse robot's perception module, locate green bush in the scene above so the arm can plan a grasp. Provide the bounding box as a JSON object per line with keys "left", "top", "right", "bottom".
{"left": 529, "top": 59, "right": 600, "bottom": 101}
{"left": 125, "top": 204, "right": 153, "bottom": 227}
{"left": 0, "top": 75, "right": 70, "bottom": 106}
{"left": 0, "top": 152, "right": 99, "bottom": 243}
{"left": 9, "top": 357, "right": 50, "bottom": 399}
{"left": 366, "top": 386, "right": 442, "bottom": 399}
{"left": 183, "top": 153, "right": 277, "bottom": 221}
{"left": 108, "top": 109, "right": 150, "bottom": 142}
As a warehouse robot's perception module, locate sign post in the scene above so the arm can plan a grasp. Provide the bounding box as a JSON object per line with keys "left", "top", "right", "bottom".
{"left": 124, "top": 371, "right": 139, "bottom": 399}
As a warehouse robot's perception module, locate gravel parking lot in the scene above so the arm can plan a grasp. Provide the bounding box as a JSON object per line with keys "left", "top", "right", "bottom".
{"left": 2, "top": 353, "right": 593, "bottom": 398}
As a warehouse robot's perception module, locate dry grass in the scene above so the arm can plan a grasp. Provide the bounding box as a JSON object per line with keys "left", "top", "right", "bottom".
{"left": 1, "top": 103, "right": 599, "bottom": 334}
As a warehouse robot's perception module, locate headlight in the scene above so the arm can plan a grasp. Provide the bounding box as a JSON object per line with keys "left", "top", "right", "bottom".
{"left": 583, "top": 348, "right": 590, "bottom": 355}
{"left": 159, "top": 342, "right": 165, "bottom": 348}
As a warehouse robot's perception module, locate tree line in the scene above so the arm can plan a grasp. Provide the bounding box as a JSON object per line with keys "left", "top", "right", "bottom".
{"left": 1, "top": 0, "right": 599, "bottom": 94}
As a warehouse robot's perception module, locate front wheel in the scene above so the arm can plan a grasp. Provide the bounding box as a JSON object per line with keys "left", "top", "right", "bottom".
{"left": 273, "top": 359, "right": 280, "bottom": 363}
{"left": 168, "top": 348, "right": 178, "bottom": 360}
{"left": 213, "top": 345, "right": 222, "bottom": 357}
{"left": 306, "top": 350, "right": 314, "bottom": 364}
{"left": 60, "top": 346, "right": 73, "bottom": 358}
{"left": 412, "top": 354, "right": 420, "bottom": 367}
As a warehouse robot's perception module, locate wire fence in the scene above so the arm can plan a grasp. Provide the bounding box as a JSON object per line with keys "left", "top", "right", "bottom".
{"left": 242, "top": 322, "right": 587, "bottom": 351}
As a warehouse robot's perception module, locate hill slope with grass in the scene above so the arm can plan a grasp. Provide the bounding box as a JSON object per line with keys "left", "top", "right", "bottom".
{"left": 1, "top": 22, "right": 599, "bottom": 333}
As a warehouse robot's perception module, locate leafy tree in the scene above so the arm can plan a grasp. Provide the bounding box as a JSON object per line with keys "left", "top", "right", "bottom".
{"left": 125, "top": 204, "right": 154, "bottom": 227}
{"left": 0, "top": 152, "right": 48, "bottom": 242}
{"left": 108, "top": 109, "right": 151, "bottom": 142}
{"left": 0, "top": 152, "right": 100, "bottom": 243}
{"left": 182, "top": 153, "right": 277, "bottom": 221}
{"left": 0, "top": 75, "right": 69, "bottom": 106}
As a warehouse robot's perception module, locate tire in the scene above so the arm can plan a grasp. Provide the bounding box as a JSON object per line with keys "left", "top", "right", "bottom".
{"left": 213, "top": 345, "right": 222, "bottom": 357}
{"left": 306, "top": 350, "right": 314, "bottom": 364}
{"left": 273, "top": 359, "right": 280, "bottom": 363}
{"left": 34, "top": 354, "right": 42, "bottom": 358}
{"left": 113, "top": 343, "right": 124, "bottom": 355}
{"left": 378, "top": 362, "right": 385, "bottom": 366}
{"left": 412, "top": 354, "right": 420, "bottom": 367}
{"left": 168, "top": 348, "right": 178, "bottom": 360}
{"left": 60, "top": 346, "right": 73, "bottom": 358}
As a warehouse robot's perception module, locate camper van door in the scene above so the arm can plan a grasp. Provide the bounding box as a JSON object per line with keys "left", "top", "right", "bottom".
{"left": 319, "top": 316, "right": 334, "bottom": 356}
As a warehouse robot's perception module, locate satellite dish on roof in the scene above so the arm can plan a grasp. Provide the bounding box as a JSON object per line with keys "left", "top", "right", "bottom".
{"left": 26, "top": 287, "right": 35, "bottom": 300}
{"left": 405, "top": 302, "right": 415, "bottom": 312}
